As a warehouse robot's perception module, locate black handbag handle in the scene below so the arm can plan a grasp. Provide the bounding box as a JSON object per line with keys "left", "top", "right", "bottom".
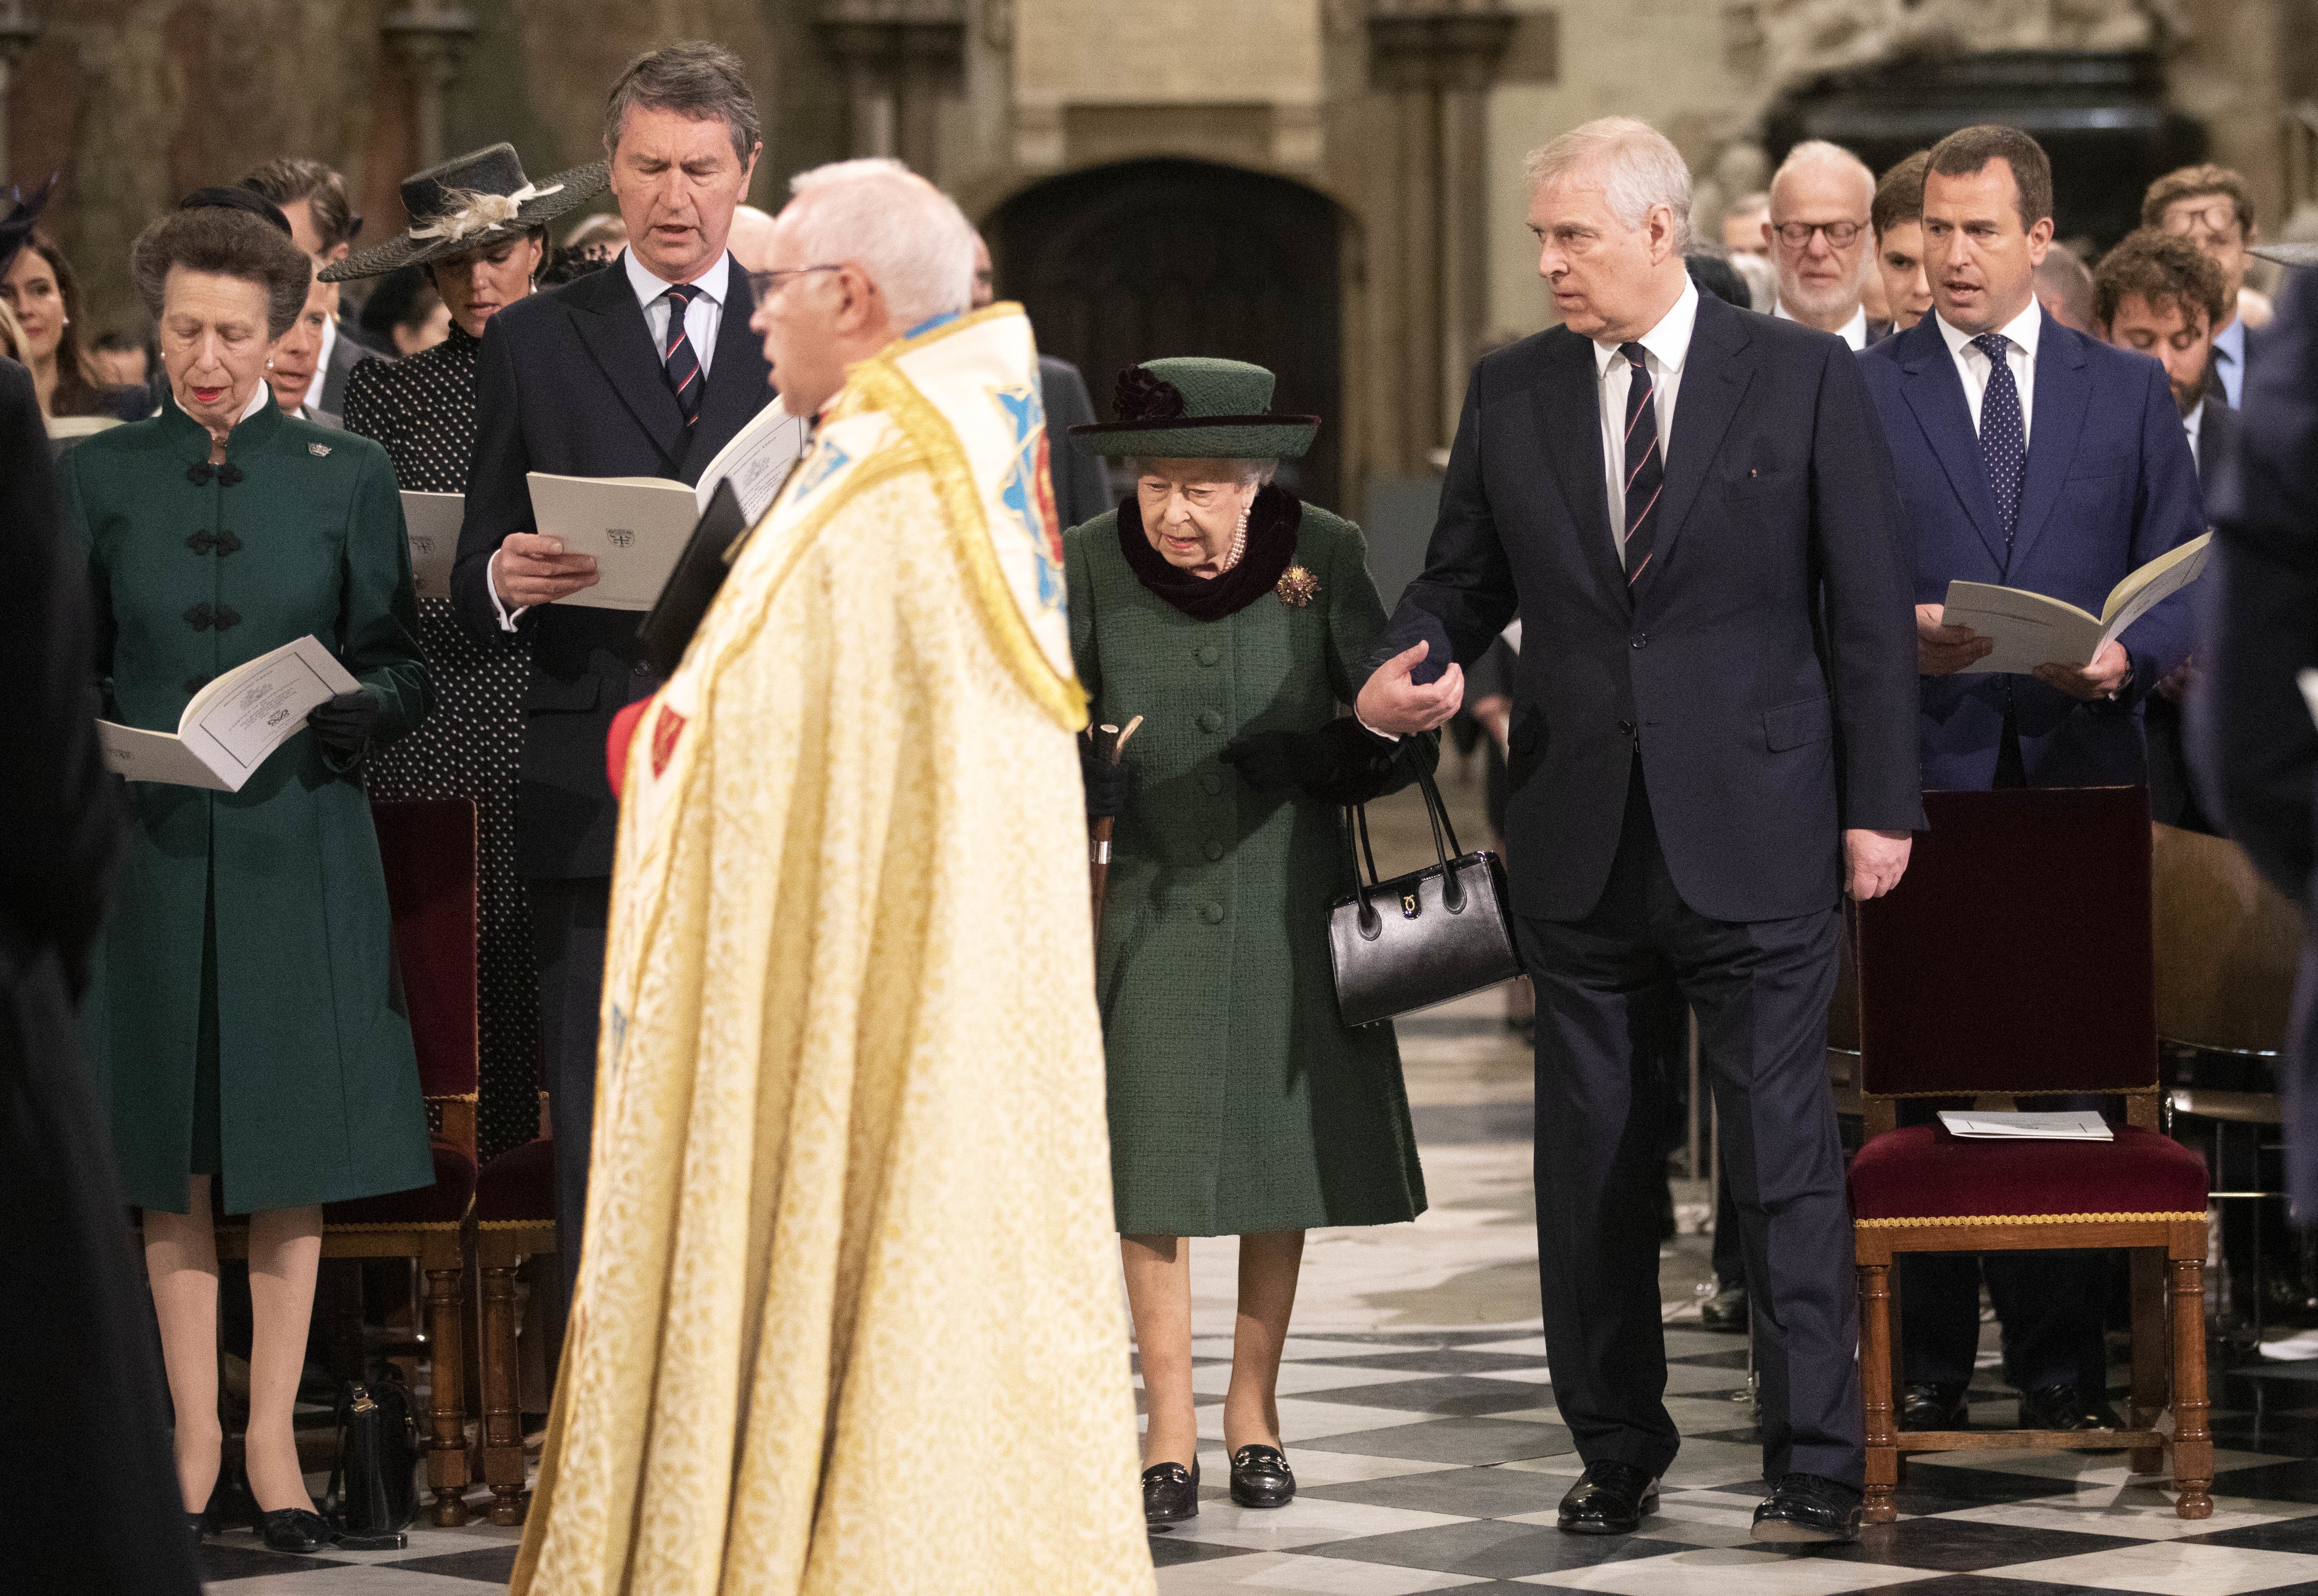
{"left": 1341, "top": 765, "right": 1467, "bottom": 933}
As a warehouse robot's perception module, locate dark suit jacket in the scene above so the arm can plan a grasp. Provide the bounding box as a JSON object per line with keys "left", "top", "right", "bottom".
{"left": 451, "top": 256, "right": 774, "bottom": 878}
{"left": 2144, "top": 399, "right": 2238, "bottom": 830}
{"left": 1374, "top": 289, "right": 1923, "bottom": 925}
{"left": 1039, "top": 354, "right": 1110, "bottom": 530}
{"left": 1859, "top": 308, "right": 2204, "bottom": 790}
{"left": 317, "top": 319, "right": 364, "bottom": 418}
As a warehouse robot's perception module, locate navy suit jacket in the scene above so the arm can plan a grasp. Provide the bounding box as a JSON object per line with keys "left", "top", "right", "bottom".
{"left": 451, "top": 257, "right": 775, "bottom": 879}
{"left": 1859, "top": 308, "right": 2204, "bottom": 791}
{"left": 1372, "top": 290, "right": 1923, "bottom": 925}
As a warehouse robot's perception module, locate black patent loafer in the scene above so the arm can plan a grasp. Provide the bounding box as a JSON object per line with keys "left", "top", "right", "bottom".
{"left": 1230, "top": 1444, "right": 1296, "bottom": 1508}
{"left": 1142, "top": 1460, "right": 1200, "bottom": 1525}
{"left": 1750, "top": 1472, "right": 1863, "bottom": 1544}
{"left": 1699, "top": 1285, "right": 1750, "bottom": 1332}
{"left": 2019, "top": 1383, "right": 2122, "bottom": 1433}
{"left": 1556, "top": 1460, "right": 1660, "bottom": 1535}
{"left": 259, "top": 1507, "right": 333, "bottom": 1553}
{"left": 1901, "top": 1381, "right": 1969, "bottom": 1431}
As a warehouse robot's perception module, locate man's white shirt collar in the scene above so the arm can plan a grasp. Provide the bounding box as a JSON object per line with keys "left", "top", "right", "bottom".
{"left": 302, "top": 313, "right": 336, "bottom": 411}
{"left": 1934, "top": 297, "right": 2043, "bottom": 365}
{"left": 624, "top": 248, "right": 730, "bottom": 310}
{"left": 1774, "top": 299, "right": 1869, "bottom": 351}
{"left": 1593, "top": 274, "right": 1699, "bottom": 378}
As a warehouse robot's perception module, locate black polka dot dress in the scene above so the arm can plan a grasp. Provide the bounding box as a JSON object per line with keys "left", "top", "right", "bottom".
{"left": 343, "top": 324, "right": 540, "bottom": 1159}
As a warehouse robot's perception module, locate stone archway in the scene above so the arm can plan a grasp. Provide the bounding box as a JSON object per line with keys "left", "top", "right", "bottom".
{"left": 989, "top": 158, "right": 1346, "bottom": 511}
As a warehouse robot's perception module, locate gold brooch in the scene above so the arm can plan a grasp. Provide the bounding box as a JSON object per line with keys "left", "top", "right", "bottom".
{"left": 1276, "top": 565, "right": 1320, "bottom": 607}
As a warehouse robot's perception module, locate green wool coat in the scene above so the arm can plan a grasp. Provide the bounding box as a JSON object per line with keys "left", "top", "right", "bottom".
{"left": 1067, "top": 500, "right": 1430, "bottom": 1238}
{"left": 66, "top": 398, "right": 435, "bottom": 1216}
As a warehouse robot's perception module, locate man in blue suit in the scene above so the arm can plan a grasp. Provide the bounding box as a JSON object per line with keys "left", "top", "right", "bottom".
{"left": 1859, "top": 124, "right": 2205, "bottom": 1435}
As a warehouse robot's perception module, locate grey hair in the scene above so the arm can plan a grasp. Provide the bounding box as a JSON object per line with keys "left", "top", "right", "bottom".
{"left": 132, "top": 206, "right": 313, "bottom": 339}
{"left": 604, "top": 41, "right": 761, "bottom": 165}
{"left": 783, "top": 158, "right": 976, "bottom": 329}
{"left": 1770, "top": 140, "right": 1876, "bottom": 216}
{"left": 1127, "top": 456, "right": 1279, "bottom": 487}
{"left": 1523, "top": 116, "right": 1694, "bottom": 252}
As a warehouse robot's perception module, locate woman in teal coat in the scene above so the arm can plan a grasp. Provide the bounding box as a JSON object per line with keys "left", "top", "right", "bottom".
{"left": 1065, "top": 358, "right": 1431, "bottom": 1525}
{"left": 66, "top": 198, "right": 431, "bottom": 1553}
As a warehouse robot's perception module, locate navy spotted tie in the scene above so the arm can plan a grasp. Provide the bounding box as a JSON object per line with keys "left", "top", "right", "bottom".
{"left": 1618, "top": 342, "right": 1664, "bottom": 585}
{"left": 1973, "top": 331, "right": 2025, "bottom": 545}
{"left": 661, "top": 282, "right": 702, "bottom": 429}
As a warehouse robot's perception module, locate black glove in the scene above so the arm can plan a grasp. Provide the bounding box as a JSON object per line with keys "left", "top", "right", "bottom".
{"left": 1080, "top": 736, "right": 1137, "bottom": 819}
{"left": 1220, "top": 716, "right": 1399, "bottom": 805}
{"left": 307, "top": 689, "right": 381, "bottom": 754}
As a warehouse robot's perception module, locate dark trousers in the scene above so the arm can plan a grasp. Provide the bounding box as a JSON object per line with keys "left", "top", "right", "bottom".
{"left": 529, "top": 874, "right": 611, "bottom": 1308}
{"left": 1521, "top": 768, "right": 1862, "bottom": 1486}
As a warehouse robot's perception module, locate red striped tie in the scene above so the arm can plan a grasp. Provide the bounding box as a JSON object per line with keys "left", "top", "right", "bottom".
{"left": 662, "top": 283, "right": 702, "bottom": 428}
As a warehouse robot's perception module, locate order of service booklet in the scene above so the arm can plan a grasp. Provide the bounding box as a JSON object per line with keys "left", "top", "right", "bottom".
{"left": 98, "top": 635, "right": 359, "bottom": 792}
{"left": 524, "top": 404, "right": 808, "bottom": 612}
{"left": 399, "top": 490, "right": 464, "bottom": 600}
{"left": 1940, "top": 533, "right": 2212, "bottom": 676}
{"left": 1937, "top": 1110, "right": 2113, "bottom": 1142}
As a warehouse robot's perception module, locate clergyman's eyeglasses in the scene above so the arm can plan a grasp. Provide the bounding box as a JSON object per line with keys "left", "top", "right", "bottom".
{"left": 747, "top": 265, "right": 843, "bottom": 300}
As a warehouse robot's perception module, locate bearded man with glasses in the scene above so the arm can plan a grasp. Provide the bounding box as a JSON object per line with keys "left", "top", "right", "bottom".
{"left": 1765, "top": 140, "right": 1889, "bottom": 349}
{"left": 2144, "top": 163, "right": 2264, "bottom": 408}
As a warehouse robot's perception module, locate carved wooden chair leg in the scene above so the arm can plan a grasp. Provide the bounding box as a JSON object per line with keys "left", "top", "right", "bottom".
{"left": 2128, "top": 1248, "right": 2167, "bottom": 1475}
{"left": 423, "top": 1257, "right": 472, "bottom": 1525}
{"left": 1858, "top": 1256, "right": 1899, "bottom": 1525}
{"left": 479, "top": 1254, "right": 528, "bottom": 1525}
{"left": 2169, "top": 1243, "right": 2214, "bottom": 1519}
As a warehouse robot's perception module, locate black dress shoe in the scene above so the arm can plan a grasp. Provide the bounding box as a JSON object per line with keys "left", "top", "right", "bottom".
{"left": 1750, "top": 1472, "right": 1863, "bottom": 1544}
{"left": 1901, "top": 1381, "right": 1969, "bottom": 1431}
{"left": 1557, "top": 1460, "right": 1659, "bottom": 1535}
{"left": 185, "top": 1511, "right": 208, "bottom": 1547}
{"left": 2019, "top": 1383, "right": 2123, "bottom": 1432}
{"left": 1142, "top": 1460, "right": 1199, "bottom": 1525}
{"left": 1230, "top": 1444, "right": 1295, "bottom": 1508}
{"left": 1699, "top": 1285, "right": 1749, "bottom": 1333}
{"left": 259, "top": 1507, "right": 333, "bottom": 1553}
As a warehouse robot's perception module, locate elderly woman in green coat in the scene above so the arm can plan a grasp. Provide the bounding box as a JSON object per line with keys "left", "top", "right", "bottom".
{"left": 1065, "top": 358, "right": 1432, "bottom": 1526}
{"left": 66, "top": 198, "right": 431, "bottom": 1554}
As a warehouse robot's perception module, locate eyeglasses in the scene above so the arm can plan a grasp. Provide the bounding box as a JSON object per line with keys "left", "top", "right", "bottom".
{"left": 1771, "top": 220, "right": 1865, "bottom": 249}
{"left": 2161, "top": 201, "right": 2243, "bottom": 241}
{"left": 747, "top": 265, "right": 843, "bottom": 300}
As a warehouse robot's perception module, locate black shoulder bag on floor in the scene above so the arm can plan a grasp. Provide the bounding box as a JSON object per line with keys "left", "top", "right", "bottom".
{"left": 324, "top": 1374, "right": 421, "bottom": 1550}
{"left": 1327, "top": 767, "right": 1521, "bottom": 1027}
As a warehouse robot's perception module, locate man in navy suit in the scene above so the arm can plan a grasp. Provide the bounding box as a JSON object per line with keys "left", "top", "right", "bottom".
{"left": 451, "top": 41, "right": 777, "bottom": 1302}
{"left": 1858, "top": 125, "right": 2204, "bottom": 1437}
{"left": 1359, "top": 116, "right": 1921, "bottom": 1546}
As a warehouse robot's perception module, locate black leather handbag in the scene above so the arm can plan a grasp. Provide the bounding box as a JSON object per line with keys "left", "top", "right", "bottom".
{"left": 1327, "top": 768, "right": 1520, "bottom": 1028}
{"left": 323, "top": 1374, "right": 420, "bottom": 1550}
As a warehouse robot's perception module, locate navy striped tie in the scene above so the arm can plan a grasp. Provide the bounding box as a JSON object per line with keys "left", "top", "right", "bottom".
{"left": 661, "top": 282, "right": 702, "bottom": 428}
{"left": 1618, "top": 342, "right": 1663, "bottom": 586}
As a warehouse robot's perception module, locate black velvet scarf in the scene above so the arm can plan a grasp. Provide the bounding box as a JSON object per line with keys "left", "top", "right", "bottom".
{"left": 1115, "top": 483, "right": 1302, "bottom": 622}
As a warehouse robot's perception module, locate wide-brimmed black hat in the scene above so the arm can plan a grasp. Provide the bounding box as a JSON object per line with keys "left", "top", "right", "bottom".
{"left": 322, "top": 143, "right": 607, "bottom": 282}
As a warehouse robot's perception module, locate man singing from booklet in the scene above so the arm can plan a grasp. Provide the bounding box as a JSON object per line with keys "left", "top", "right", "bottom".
{"left": 1857, "top": 125, "right": 2204, "bottom": 1436}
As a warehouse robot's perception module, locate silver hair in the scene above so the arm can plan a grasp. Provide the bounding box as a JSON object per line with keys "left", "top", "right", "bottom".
{"left": 1127, "top": 456, "right": 1279, "bottom": 488}
{"left": 783, "top": 157, "right": 976, "bottom": 329}
{"left": 603, "top": 41, "right": 761, "bottom": 165}
{"left": 1523, "top": 116, "right": 1694, "bottom": 252}
{"left": 1770, "top": 140, "right": 1876, "bottom": 216}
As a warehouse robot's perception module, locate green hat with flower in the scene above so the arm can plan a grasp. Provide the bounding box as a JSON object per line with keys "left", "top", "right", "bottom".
{"left": 1068, "top": 357, "right": 1320, "bottom": 460}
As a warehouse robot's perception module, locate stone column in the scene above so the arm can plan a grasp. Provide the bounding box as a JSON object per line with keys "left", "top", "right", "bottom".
{"left": 816, "top": 1, "right": 966, "bottom": 175}
{"left": 0, "top": 0, "right": 40, "bottom": 187}
{"left": 384, "top": 1, "right": 479, "bottom": 174}
{"left": 1367, "top": 0, "right": 1514, "bottom": 462}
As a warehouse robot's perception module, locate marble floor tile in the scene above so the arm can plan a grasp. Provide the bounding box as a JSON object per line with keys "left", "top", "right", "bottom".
{"left": 1972, "top": 1541, "right": 2318, "bottom": 1595}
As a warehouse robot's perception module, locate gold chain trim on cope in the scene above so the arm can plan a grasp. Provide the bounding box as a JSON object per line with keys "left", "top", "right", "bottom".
{"left": 1857, "top": 1210, "right": 2207, "bottom": 1229}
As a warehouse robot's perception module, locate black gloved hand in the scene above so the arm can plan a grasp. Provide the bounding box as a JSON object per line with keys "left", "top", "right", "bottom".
{"left": 307, "top": 689, "right": 381, "bottom": 754}
{"left": 1080, "top": 736, "right": 1137, "bottom": 819}
{"left": 1221, "top": 716, "right": 1399, "bottom": 805}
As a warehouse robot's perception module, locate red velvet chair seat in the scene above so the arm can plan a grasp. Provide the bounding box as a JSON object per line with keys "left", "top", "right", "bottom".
{"left": 1848, "top": 1123, "right": 2207, "bottom": 1224}
{"left": 474, "top": 1135, "right": 556, "bottom": 1225}
{"left": 322, "top": 1138, "right": 478, "bottom": 1227}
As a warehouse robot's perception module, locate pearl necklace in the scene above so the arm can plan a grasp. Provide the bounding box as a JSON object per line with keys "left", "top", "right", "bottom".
{"left": 1218, "top": 501, "right": 1251, "bottom": 573}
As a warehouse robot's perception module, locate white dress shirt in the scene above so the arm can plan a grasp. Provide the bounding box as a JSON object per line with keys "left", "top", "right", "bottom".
{"left": 2211, "top": 314, "right": 2245, "bottom": 409}
{"left": 626, "top": 248, "right": 730, "bottom": 376}
{"left": 1774, "top": 299, "right": 1869, "bottom": 352}
{"left": 303, "top": 314, "right": 337, "bottom": 412}
{"left": 2183, "top": 397, "right": 2206, "bottom": 472}
{"left": 490, "top": 250, "right": 737, "bottom": 626}
{"left": 1933, "top": 299, "right": 2042, "bottom": 448}
{"left": 1593, "top": 275, "right": 1699, "bottom": 555}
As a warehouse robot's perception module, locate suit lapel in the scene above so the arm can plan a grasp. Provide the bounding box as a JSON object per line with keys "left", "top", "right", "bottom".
{"left": 687, "top": 265, "right": 772, "bottom": 475}
{"left": 2007, "top": 318, "right": 2090, "bottom": 569}
{"left": 1634, "top": 294, "right": 1753, "bottom": 602}
{"left": 568, "top": 261, "right": 685, "bottom": 469}
{"left": 1532, "top": 332, "right": 1627, "bottom": 606}
{"left": 1896, "top": 317, "right": 2008, "bottom": 570}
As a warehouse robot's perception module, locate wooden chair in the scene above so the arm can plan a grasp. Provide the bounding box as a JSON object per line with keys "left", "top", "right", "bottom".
{"left": 470, "top": 1125, "right": 556, "bottom": 1524}
{"left": 1848, "top": 787, "right": 2213, "bottom": 1524}
{"left": 215, "top": 798, "right": 482, "bottom": 1525}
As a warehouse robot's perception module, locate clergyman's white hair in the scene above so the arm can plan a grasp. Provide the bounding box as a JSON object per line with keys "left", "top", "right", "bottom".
{"left": 783, "top": 157, "right": 976, "bottom": 328}
{"left": 1770, "top": 140, "right": 1876, "bottom": 215}
{"left": 1523, "top": 116, "right": 1694, "bottom": 252}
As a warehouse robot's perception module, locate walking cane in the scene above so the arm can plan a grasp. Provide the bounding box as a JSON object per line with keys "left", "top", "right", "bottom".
{"left": 1087, "top": 715, "right": 1143, "bottom": 948}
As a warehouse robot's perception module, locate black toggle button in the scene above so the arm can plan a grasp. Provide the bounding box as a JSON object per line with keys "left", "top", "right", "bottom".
{"left": 1617, "top": 719, "right": 1635, "bottom": 734}
{"left": 184, "top": 603, "right": 242, "bottom": 632}
{"left": 1630, "top": 633, "right": 1648, "bottom": 649}
{"left": 185, "top": 529, "right": 243, "bottom": 555}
